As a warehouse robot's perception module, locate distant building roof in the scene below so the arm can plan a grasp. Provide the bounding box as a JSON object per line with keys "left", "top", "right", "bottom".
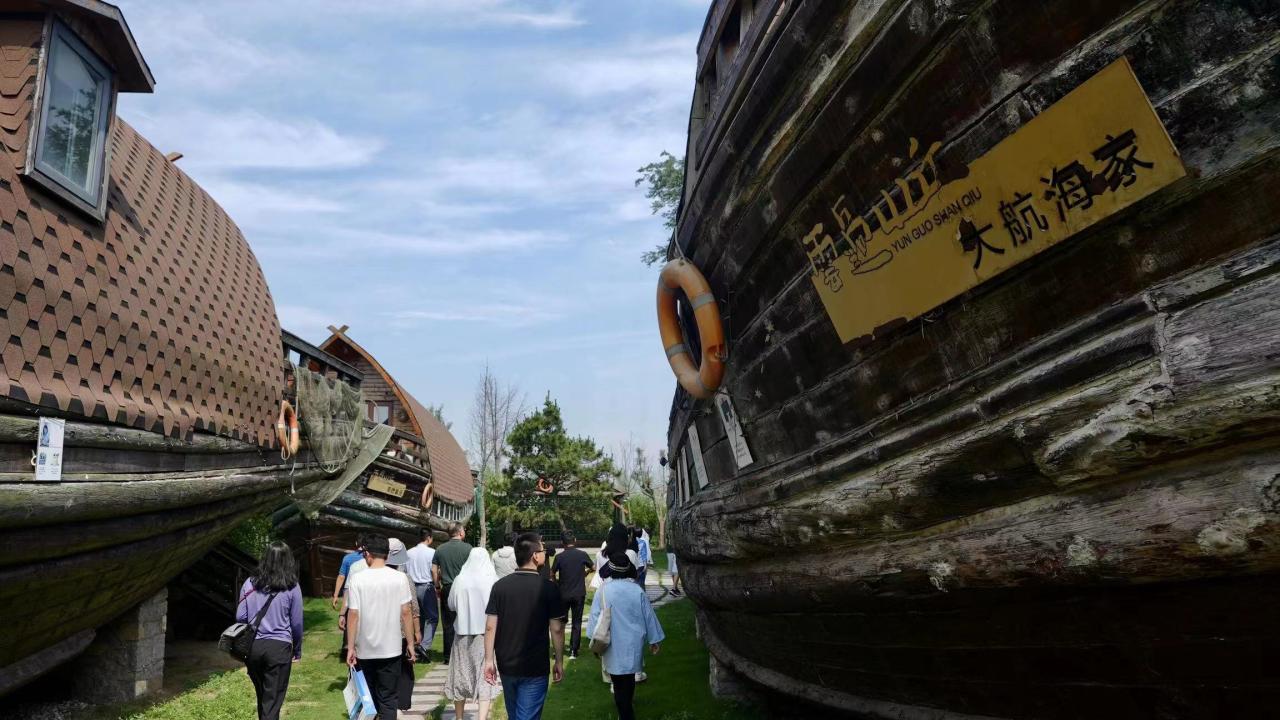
{"left": 319, "top": 329, "right": 474, "bottom": 504}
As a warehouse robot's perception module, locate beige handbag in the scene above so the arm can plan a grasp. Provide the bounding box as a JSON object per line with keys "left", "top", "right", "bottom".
{"left": 590, "top": 588, "right": 612, "bottom": 655}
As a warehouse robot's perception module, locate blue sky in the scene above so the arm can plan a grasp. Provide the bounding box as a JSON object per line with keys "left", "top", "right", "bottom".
{"left": 117, "top": 0, "right": 707, "bottom": 466}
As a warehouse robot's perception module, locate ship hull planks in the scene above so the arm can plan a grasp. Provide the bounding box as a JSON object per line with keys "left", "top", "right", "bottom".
{"left": 670, "top": 0, "right": 1280, "bottom": 716}
{"left": 0, "top": 415, "right": 326, "bottom": 694}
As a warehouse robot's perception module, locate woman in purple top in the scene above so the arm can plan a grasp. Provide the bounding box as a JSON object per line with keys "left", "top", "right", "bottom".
{"left": 236, "top": 541, "right": 305, "bottom": 720}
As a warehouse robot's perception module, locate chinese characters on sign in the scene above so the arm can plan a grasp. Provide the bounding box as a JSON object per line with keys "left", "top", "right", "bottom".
{"left": 800, "top": 57, "right": 1186, "bottom": 343}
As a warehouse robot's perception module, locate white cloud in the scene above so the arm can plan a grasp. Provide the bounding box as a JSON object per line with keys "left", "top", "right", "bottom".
{"left": 192, "top": 178, "right": 347, "bottom": 232}
{"left": 390, "top": 303, "right": 563, "bottom": 326}
{"left": 277, "top": 304, "right": 340, "bottom": 339}
{"left": 541, "top": 34, "right": 696, "bottom": 103}
{"left": 453, "top": 329, "right": 652, "bottom": 363}
{"left": 126, "top": 5, "right": 288, "bottom": 92}
{"left": 129, "top": 109, "right": 382, "bottom": 171}
{"left": 355, "top": 228, "right": 564, "bottom": 257}
{"left": 364, "top": 0, "right": 585, "bottom": 29}
{"left": 486, "top": 8, "right": 584, "bottom": 29}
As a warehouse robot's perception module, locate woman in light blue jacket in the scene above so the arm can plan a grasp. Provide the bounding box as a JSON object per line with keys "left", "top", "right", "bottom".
{"left": 587, "top": 552, "right": 664, "bottom": 720}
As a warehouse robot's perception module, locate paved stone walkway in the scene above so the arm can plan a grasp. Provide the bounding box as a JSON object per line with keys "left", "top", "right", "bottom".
{"left": 397, "top": 661, "right": 480, "bottom": 720}
{"left": 398, "top": 566, "right": 681, "bottom": 719}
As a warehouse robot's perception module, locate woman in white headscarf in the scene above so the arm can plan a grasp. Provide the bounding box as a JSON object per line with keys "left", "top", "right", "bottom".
{"left": 444, "top": 547, "right": 501, "bottom": 720}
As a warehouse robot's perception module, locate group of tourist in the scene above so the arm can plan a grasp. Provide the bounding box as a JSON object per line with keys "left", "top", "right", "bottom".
{"left": 235, "top": 522, "right": 671, "bottom": 720}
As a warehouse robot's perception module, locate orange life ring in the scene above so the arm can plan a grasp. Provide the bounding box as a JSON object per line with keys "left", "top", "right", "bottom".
{"left": 276, "top": 400, "right": 300, "bottom": 458}
{"left": 657, "top": 258, "right": 725, "bottom": 399}
{"left": 421, "top": 482, "right": 435, "bottom": 510}
{"left": 536, "top": 478, "right": 555, "bottom": 494}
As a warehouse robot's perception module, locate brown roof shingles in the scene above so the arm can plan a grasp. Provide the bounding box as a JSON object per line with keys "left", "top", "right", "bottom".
{"left": 0, "top": 17, "right": 284, "bottom": 444}
{"left": 403, "top": 391, "right": 475, "bottom": 505}
{"left": 320, "top": 331, "right": 475, "bottom": 504}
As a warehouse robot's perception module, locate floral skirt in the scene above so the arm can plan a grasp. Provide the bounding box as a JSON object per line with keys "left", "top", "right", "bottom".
{"left": 443, "top": 635, "right": 502, "bottom": 702}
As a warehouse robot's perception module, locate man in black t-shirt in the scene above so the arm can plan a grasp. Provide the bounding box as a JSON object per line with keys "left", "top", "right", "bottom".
{"left": 551, "top": 531, "right": 594, "bottom": 659}
{"left": 483, "top": 532, "right": 565, "bottom": 720}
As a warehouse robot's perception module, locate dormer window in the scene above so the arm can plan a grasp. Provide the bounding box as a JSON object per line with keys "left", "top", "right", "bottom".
{"left": 28, "top": 20, "right": 115, "bottom": 217}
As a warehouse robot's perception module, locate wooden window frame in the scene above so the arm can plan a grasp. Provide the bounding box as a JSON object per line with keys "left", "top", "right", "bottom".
{"left": 23, "top": 17, "right": 116, "bottom": 221}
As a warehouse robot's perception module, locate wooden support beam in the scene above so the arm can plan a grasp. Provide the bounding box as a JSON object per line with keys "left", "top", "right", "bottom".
{"left": 0, "top": 415, "right": 258, "bottom": 454}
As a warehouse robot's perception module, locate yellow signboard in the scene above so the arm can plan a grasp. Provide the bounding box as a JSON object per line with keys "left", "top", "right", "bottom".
{"left": 802, "top": 57, "right": 1185, "bottom": 343}
{"left": 367, "top": 473, "right": 406, "bottom": 498}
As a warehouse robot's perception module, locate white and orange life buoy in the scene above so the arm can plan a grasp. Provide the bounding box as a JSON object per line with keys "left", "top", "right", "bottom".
{"left": 657, "top": 258, "right": 726, "bottom": 399}
{"left": 421, "top": 481, "right": 435, "bottom": 510}
{"left": 536, "top": 478, "right": 555, "bottom": 494}
{"left": 276, "top": 400, "right": 301, "bottom": 458}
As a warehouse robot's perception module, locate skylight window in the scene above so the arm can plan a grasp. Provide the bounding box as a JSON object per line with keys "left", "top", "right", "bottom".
{"left": 30, "top": 21, "right": 114, "bottom": 215}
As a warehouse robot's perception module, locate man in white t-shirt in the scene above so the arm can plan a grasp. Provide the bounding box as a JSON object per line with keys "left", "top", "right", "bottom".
{"left": 346, "top": 536, "right": 415, "bottom": 719}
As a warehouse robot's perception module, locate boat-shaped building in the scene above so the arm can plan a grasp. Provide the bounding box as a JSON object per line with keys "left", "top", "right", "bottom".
{"left": 0, "top": 0, "right": 353, "bottom": 699}
{"left": 665, "top": 1, "right": 1280, "bottom": 717}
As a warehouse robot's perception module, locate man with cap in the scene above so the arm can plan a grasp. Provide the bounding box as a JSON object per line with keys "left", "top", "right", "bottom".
{"left": 346, "top": 536, "right": 416, "bottom": 719}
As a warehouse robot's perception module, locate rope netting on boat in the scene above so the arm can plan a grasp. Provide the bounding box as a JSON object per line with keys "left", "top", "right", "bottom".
{"left": 293, "top": 364, "right": 364, "bottom": 473}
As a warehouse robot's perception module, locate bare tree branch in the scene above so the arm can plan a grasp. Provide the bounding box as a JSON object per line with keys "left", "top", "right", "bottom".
{"left": 469, "top": 363, "right": 525, "bottom": 547}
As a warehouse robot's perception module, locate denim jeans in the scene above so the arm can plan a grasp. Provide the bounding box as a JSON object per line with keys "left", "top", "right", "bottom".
{"left": 500, "top": 675, "right": 549, "bottom": 720}
{"left": 413, "top": 582, "right": 438, "bottom": 655}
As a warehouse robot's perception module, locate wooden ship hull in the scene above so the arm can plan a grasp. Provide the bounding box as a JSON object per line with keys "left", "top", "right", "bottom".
{"left": 275, "top": 328, "right": 476, "bottom": 597}
{"left": 666, "top": 1, "right": 1280, "bottom": 717}
{"left": 0, "top": 4, "right": 346, "bottom": 694}
{"left": 0, "top": 418, "right": 330, "bottom": 693}
{"left": 274, "top": 426, "right": 452, "bottom": 597}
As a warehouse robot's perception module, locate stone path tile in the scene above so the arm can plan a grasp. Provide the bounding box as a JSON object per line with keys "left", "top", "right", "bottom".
{"left": 400, "top": 662, "right": 482, "bottom": 720}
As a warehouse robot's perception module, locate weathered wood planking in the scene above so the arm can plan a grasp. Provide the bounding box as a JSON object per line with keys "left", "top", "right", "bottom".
{"left": 671, "top": 0, "right": 1280, "bottom": 459}
{"left": 674, "top": 238, "right": 1280, "bottom": 562}
{"left": 0, "top": 465, "right": 327, "bottom": 526}
{"left": 668, "top": 0, "right": 1280, "bottom": 716}
{"left": 0, "top": 485, "right": 287, "bottom": 666}
{"left": 699, "top": 575, "right": 1280, "bottom": 718}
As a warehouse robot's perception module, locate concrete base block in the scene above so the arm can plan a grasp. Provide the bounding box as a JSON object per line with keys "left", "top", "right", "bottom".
{"left": 708, "top": 652, "right": 752, "bottom": 700}
{"left": 71, "top": 589, "right": 168, "bottom": 703}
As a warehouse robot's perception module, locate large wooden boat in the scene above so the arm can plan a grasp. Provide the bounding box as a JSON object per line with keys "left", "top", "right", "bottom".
{"left": 665, "top": 1, "right": 1280, "bottom": 717}
{"left": 276, "top": 326, "right": 475, "bottom": 597}
{"left": 0, "top": 1, "right": 347, "bottom": 694}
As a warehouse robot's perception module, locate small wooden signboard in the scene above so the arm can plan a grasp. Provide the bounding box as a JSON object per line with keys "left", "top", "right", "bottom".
{"left": 367, "top": 473, "right": 406, "bottom": 499}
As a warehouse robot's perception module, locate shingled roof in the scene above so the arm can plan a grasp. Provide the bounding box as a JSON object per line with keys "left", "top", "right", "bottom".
{"left": 319, "top": 330, "right": 474, "bottom": 504}
{"left": 0, "top": 15, "right": 283, "bottom": 444}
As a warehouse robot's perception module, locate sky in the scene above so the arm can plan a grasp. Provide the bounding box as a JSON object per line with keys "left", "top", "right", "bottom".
{"left": 116, "top": 0, "right": 710, "bottom": 467}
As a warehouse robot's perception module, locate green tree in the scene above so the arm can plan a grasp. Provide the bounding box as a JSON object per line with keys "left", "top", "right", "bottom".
{"left": 624, "top": 493, "right": 659, "bottom": 538}
{"left": 635, "top": 151, "right": 686, "bottom": 266}
{"left": 426, "top": 403, "right": 452, "bottom": 431}
{"left": 500, "top": 395, "right": 621, "bottom": 534}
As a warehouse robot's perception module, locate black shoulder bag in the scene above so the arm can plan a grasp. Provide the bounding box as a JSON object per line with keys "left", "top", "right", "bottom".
{"left": 219, "top": 589, "right": 279, "bottom": 662}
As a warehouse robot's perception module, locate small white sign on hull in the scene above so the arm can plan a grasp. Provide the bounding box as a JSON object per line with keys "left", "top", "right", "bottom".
{"left": 687, "top": 424, "right": 709, "bottom": 489}
{"left": 715, "top": 390, "right": 754, "bottom": 469}
{"left": 35, "top": 416, "right": 65, "bottom": 481}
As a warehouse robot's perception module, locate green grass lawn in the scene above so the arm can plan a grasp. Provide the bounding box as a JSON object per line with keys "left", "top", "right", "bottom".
{"left": 97, "top": 598, "right": 441, "bottom": 720}
{"left": 88, "top": 595, "right": 753, "bottom": 720}
{"left": 541, "top": 599, "right": 760, "bottom": 720}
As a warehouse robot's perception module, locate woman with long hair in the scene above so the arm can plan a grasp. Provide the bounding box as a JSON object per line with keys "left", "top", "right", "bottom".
{"left": 587, "top": 552, "right": 664, "bottom": 720}
{"left": 444, "top": 547, "right": 502, "bottom": 720}
{"left": 235, "top": 541, "right": 304, "bottom": 720}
